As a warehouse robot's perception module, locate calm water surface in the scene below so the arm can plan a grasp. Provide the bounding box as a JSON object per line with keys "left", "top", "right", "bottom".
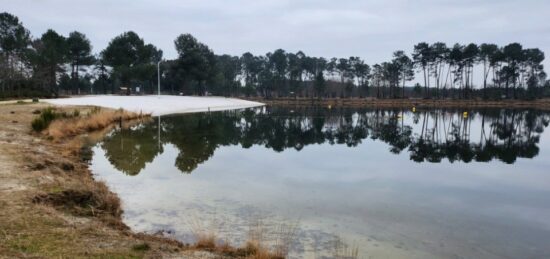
{"left": 91, "top": 107, "right": 550, "bottom": 258}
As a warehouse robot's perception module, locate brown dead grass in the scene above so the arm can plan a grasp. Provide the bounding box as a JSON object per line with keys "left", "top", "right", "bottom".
{"left": 331, "top": 236, "right": 359, "bottom": 259}
{"left": 2, "top": 103, "right": 299, "bottom": 258}
{"left": 32, "top": 179, "right": 123, "bottom": 220}
{"left": 189, "top": 235, "right": 284, "bottom": 259}
{"left": 186, "top": 216, "right": 296, "bottom": 259}
{"left": 0, "top": 103, "right": 191, "bottom": 258}
{"left": 45, "top": 107, "right": 148, "bottom": 140}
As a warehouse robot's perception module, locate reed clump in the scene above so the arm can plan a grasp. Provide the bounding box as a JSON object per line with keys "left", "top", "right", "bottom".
{"left": 187, "top": 216, "right": 296, "bottom": 259}
{"left": 331, "top": 236, "right": 359, "bottom": 259}
{"left": 32, "top": 178, "right": 123, "bottom": 220}
{"left": 31, "top": 107, "right": 67, "bottom": 132}
{"left": 38, "top": 107, "right": 148, "bottom": 140}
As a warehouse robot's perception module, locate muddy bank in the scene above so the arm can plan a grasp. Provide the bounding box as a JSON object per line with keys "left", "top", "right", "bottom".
{"left": 0, "top": 102, "right": 217, "bottom": 258}
{"left": 0, "top": 101, "right": 290, "bottom": 258}
{"left": 244, "top": 97, "right": 550, "bottom": 109}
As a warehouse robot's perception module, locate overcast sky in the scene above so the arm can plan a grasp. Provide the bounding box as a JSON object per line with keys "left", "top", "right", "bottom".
{"left": 3, "top": 0, "right": 550, "bottom": 70}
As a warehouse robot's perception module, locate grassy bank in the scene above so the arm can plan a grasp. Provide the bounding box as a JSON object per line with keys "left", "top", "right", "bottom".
{"left": 245, "top": 97, "right": 550, "bottom": 109}
{"left": 0, "top": 102, "right": 291, "bottom": 258}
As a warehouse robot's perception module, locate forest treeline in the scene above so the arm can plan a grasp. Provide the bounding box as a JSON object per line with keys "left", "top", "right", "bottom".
{"left": 1, "top": 12, "right": 548, "bottom": 100}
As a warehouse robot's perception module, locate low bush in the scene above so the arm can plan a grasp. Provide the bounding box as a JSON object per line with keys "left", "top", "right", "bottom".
{"left": 31, "top": 108, "right": 58, "bottom": 132}
{"left": 131, "top": 243, "right": 151, "bottom": 251}
{"left": 32, "top": 180, "right": 122, "bottom": 218}
{"left": 31, "top": 107, "right": 84, "bottom": 132}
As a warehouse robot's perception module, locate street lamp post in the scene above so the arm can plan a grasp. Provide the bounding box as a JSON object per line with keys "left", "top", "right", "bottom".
{"left": 157, "top": 60, "right": 162, "bottom": 97}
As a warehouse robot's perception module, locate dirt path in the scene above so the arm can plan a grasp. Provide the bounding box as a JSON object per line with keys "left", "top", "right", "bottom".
{"left": 0, "top": 102, "right": 216, "bottom": 258}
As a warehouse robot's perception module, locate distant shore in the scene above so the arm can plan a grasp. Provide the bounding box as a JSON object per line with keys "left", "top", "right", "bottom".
{"left": 244, "top": 97, "right": 550, "bottom": 109}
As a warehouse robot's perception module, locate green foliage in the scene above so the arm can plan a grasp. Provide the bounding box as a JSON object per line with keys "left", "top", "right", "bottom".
{"left": 90, "top": 106, "right": 101, "bottom": 115}
{"left": 314, "top": 71, "right": 326, "bottom": 97}
{"left": 27, "top": 29, "right": 69, "bottom": 97}
{"left": 101, "top": 31, "right": 162, "bottom": 91}
{"left": 31, "top": 107, "right": 81, "bottom": 132}
{"left": 67, "top": 31, "right": 93, "bottom": 66}
{"left": 0, "top": 12, "right": 30, "bottom": 54}
{"left": 413, "top": 83, "right": 422, "bottom": 96}
{"left": 131, "top": 243, "right": 151, "bottom": 252}
{"left": 31, "top": 108, "right": 57, "bottom": 131}
{"left": 67, "top": 31, "right": 95, "bottom": 94}
{"left": 0, "top": 12, "right": 32, "bottom": 98}
{"left": 173, "top": 34, "right": 215, "bottom": 95}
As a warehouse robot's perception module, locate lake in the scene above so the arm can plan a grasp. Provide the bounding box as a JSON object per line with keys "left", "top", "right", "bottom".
{"left": 91, "top": 106, "right": 550, "bottom": 258}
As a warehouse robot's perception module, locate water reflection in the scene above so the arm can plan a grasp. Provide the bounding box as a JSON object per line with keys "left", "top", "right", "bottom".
{"left": 99, "top": 107, "right": 550, "bottom": 175}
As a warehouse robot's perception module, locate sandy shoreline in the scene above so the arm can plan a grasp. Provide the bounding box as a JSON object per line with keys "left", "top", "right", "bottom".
{"left": 43, "top": 95, "right": 265, "bottom": 116}
{"left": 0, "top": 101, "right": 283, "bottom": 258}
{"left": 0, "top": 102, "right": 223, "bottom": 258}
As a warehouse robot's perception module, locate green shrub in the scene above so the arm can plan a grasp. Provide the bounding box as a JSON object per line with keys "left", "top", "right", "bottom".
{"left": 90, "top": 106, "right": 101, "bottom": 115}
{"left": 31, "top": 108, "right": 81, "bottom": 132}
{"left": 31, "top": 108, "right": 58, "bottom": 132}
{"left": 31, "top": 117, "right": 47, "bottom": 131}
{"left": 131, "top": 243, "right": 151, "bottom": 251}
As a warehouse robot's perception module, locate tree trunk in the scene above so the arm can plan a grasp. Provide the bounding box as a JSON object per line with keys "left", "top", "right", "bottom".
{"left": 483, "top": 61, "right": 488, "bottom": 99}
{"left": 423, "top": 66, "right": 427, "bottom": 97}
{"left": 402, "top": 73, "right": 406, "bottom": 99}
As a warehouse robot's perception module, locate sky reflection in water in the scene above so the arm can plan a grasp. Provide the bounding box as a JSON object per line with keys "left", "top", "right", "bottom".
{"left": 91, "top": 107, "right": 550, "bottom": 259}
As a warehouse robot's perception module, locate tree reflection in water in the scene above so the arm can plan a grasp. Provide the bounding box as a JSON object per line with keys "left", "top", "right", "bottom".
{"left": 99, "top": 107, "right": 550, "bottom": 175}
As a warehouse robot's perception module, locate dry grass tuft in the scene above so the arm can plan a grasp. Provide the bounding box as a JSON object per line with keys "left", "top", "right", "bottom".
{"left": 331, "top": 236, "right": 359, "bottom": 259}
{"left": 194, "top": 234, "right": 217, "bottom": 250}
{"left": 32, "top": 179, "right": 123, "bottom": 220}
{"left": 185, "top": 215, "right": 296, "bottom": 258}
{"left": 44, "top": 107, "right": 149, "bottom": 140}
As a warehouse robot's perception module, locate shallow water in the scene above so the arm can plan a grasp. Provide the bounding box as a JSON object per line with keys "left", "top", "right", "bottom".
{"left": 91, "top": 107, "right": 550, "bottom": 258}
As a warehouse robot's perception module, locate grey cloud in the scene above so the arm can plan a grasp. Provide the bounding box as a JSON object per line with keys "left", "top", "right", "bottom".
{"left": 2, "top": 0, "right": 549, "bottom": 71}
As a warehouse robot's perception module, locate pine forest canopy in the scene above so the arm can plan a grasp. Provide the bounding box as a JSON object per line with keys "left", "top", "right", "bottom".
{"left": 0, "top": 12, "right": 548, "bottom": 100}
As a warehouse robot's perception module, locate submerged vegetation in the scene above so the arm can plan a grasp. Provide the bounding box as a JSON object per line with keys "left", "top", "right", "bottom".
{"left": 185, "top": 216, "right": 299, "bottom": 258}
{"left": 1, "top": 12, "right": 548, "bottom": 100}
